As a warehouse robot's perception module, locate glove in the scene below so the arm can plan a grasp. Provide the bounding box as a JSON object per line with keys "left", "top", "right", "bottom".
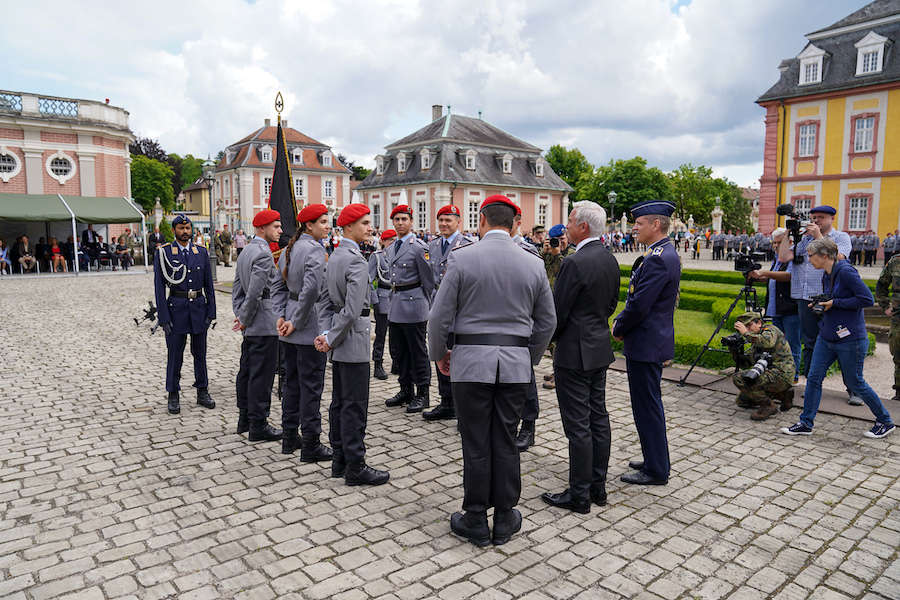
{"left": 162, "top": 322, "right": 173, "bottom": 336}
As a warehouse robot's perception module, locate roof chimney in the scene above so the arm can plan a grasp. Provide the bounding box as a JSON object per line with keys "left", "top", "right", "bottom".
{"left": 432, "top": 104, "right": 442, "bottom": 121}
{"left": 264, "top": 118, "right": 271, "bottom": 127}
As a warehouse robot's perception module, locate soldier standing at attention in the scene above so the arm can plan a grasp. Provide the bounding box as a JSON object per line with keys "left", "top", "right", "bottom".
{"left": 876, "top": 255, "right": 900, "bottom": 402}
{"left": 428, "top": 194, "right": 556, "bottom": 546}
{"left": 232, "top": 209, "right": 283, "bottom": 442}
{"left": 369, "top": 229, "right": 397, "bottom": 381}
{"left": 712, "top": 231, "right": 724, "bottom": 260}
{"left": 154, "top": 214, "right": 216, "bottom": 415}
{"left": 315, "top": 203, "right": 390, "bottom": 486}
{"left": 424, "top": 205, "right": 473, "bottom": 421}
{"left": 271, "top": 204, "right": 334, "bottom": 461}
{"left": 613, "top": 200, "right": 680, "bottom": 486}
{"left": 384, "top": 205, "right": 435, "bottom": 413}
{"left": 883, "top": 232, "right": 895, "bottom": 264}
{"left": 217, "top": 225, "right": 233, "bottom": 267}
{"left": 850, "top": 233, "right": 861, "bottom": 265}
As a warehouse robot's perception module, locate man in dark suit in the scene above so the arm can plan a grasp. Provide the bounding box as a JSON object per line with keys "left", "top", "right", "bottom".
{"left": 613, "top": 199, "right": 681, "bottom": 486}
{"left": 541, "top": 202, "right": 620, "bottom": 514}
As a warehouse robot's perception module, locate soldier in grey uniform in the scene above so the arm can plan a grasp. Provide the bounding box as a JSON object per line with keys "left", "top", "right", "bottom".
{"left": 712, "top": 232, "right": 725, "bottom": 260}
{"left": 315, "top": 203, "right": 389, "bottom": 486}
{"left": 850, "top": 233, "right": 861, "bottom": 265}
{"left": 384, "top": 205, "right": 436, "bottom": 413}
{"left": 865, "top": 231, "right": 879, "bottom": 266}
{"left": 428, "top": 194, "right": 556, "bottom": 547}
{"left": 368, "top": 229, "right": 397, "bottom": 380}
{"left": 738, "top": 230, "right": 751, "bottom": 253}
{"left": 271, "top": 203, "right": 333, "bottom": 461}
{"left": 424, "top": 205, "right": 473, "bottom": 421}
{"left": 233, "top": 209, "right": 284, "bottom": 442}
{"left": 759, "top": 232, "right": 773, "bottom": 261}
{"left": 884, "top": 232, "right": 896, "bottom": 264}
{"left": 724, "top": 231, "right": 735, "bottom": 260}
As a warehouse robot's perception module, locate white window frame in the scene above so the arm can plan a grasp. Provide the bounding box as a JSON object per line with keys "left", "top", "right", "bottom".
{"left": 466, "top": 192, "right": 482, "bottom": 231}
{"left": 798, "top": 123, "right": 817, "bottom": 157}
{"left": 798, "top": 44, "right": 826, "bottom": 85}
{"left": 263, "top": 177, "right": 272, "bottom": 202}
{"left": 421, "top": 149, "right": 431, "bottom": 170}
{"left": 854, "top": 117, "right": 875, "bottom": 152}
{"left": 322, "top": 151, "right": 333, "bottom": 167}
{"left": 376, "top": 156, "right": 384, "bottom": 175}
{"left": 502, "top": 154, "right": 512, "bottom": 174}
{"left": 0, "top": 146, "right": 22, "bottom": 183}
{"left": 373, "top": 203, "right": 382, "bottom": 230}
{"left": 855, "top": 31, "right": 887, "bottom": 76}
{"left": 45, "top": 150, "right": 76, "bottom": 184}
{"left": 848, "top": 196, "right": 869, "bottom": 230}
{"left": 535, "top": 160, "right": 544, "bottom": 177}
{"left": 465, "top": 151, "right": 476, "bottom": 171}
{"left": 538, "top": 203, "right": 548, "bottom": 226}
{"left": 294, "top": 176, "right": 305, "bottom": 199}
{"left": 398, "top": 153, "right": 408, "bottom": 173}
{"left": 416, "top": 199, "right": 427, "bottom": 230}
{"left": 292, "top": 148, "right": 304, "bottom": 165}
{"left": 793, "top": 197, "right": 812, "bottom": 216}
{"left": 323, "top": 177, "right": 335, "bottom": 199}
{"left": 260, "top": 145, "right": 272, "bottom": 163}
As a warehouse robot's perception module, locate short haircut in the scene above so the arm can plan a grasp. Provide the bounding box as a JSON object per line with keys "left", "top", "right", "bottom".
{"left": 772, "top": 227, "right": 787, "bottom": 238}
{"left": 807, "top": 237, "right": 838, "bottom": 260}
{"left": 639, "top": 214, "right": 670, "bottom": 234}
{"left": 571, "top": 201, "right": 607, "bottom": 237}
{"left": 481, "top": 204, "right": 515, "bottom": 229}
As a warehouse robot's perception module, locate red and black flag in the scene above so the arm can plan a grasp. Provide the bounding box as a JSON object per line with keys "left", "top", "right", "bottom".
{"left": 268, "top": 115, "right": 297, "bottom": 249}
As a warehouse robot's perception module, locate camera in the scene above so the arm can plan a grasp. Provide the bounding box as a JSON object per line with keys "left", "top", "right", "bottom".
{"left": 809, "top": 294, "right": 832, "bottom": 317}
{"left": 733, "top": 248, "right": 766, "bottom": 274}
{"left": 721, "top": 333, "right": 745, "bottom": 351}
{"left": 549, "top": 237, "right": 560, "bottom": 248}
{"left": 776, "top": 203, "right": 810, "bottom": 246}
{"left": 741, "top": 352, "right": 772, "bottom": 385}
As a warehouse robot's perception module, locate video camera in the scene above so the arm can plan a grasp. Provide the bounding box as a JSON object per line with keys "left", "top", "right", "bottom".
{"left": 549, "top": 237, "right": 560, "bottom": 248}
{"left": 734, "top": 248, "right": 766, "bottom": 275}
{"left": 720, "top": 332, "right": 745, "bottom": 352}
{"left": 776, "top": 203, "right": 810, "bottom": 249}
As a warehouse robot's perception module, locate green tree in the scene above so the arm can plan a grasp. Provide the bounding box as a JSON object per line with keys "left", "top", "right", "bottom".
{"left": 715, "top": 179, "right": 753, "bottom": 232}
{"left": 131, "top": 155, "right": 175, "bottom": 212}
{"left": 544, "top": 145, "right": 593, "bottom": 200}
{"left": 180, "top": 154, "right": 204, "bottom": 189}
{"left": 576, "top": 156, "right": 671, "bottom": 219}
{"left": 667, "top": 164, "right": 719, "bottom": 225}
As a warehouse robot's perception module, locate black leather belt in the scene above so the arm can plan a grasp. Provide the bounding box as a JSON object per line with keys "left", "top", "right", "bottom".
{"left": 261, "top": 289, "right": 270, "bottom": 299}
{"left": 331, "top": 305, "right": 370, "bottom": 317}
{"left": 453, "top": 334, "right": 529, "bottom": 347}
{"left": 289, "top": 291, "right": 299, "bottom": 301}
{"left": 392, "top": 282, "right": 420, "bottom": 292}
{"left": 169, "top": 289, "right": 204, "bottom": 299}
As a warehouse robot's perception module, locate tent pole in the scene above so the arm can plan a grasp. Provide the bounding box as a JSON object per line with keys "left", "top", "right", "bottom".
{"left": 123, "top": 197, "right": 149, "bottom": 273}
{"left": 57, "top": 194, "right": 79, "bottom": 276}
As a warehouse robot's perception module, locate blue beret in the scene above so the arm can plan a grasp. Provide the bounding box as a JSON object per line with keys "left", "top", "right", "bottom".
{"left": 171, "top": 213, "right": 192, "bottom": 226}
{"left": 809, "top": 205, "right": 836, "bottom": 216}
{"left": 630, "top": 199, "right": 676, "bottom": 219}
{"left": 548, "top": 224, "right": 566, "bottom": 238}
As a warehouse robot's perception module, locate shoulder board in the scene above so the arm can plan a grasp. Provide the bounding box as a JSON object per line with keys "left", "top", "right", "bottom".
{"left": 652, "top": 246, "right": 664, "bottom": 256}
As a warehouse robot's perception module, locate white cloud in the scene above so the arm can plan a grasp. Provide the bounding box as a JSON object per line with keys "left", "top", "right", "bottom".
{"left": 0, "top": 0, "right": 864, "bottom": 184}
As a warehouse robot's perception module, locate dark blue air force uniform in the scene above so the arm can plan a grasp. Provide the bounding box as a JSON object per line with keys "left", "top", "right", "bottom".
{"left": 612, "top": 200, "right": 681, "bottom": 482}
{"left": 153, "top": 238, "right": 216, "bottom": 393}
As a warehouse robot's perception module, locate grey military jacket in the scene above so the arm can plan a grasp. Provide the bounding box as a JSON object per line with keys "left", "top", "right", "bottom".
{"left": 368, "top": 249, "right": 392, "bottom": 316}
{"left": 428, "top": 232, "right": 474, "bottom": 290}
{"left": 271, "top": 234, "right": 326, "bottom": 345}
{"left": 713, "top": 233, "right": 725, "bottom": 246}
{"left": 427, "top": 230, "right": 556, "bottom": 384}
{"left": 866, "top": 235, "right": 879, "bottom": 250}
{"left": 319, "top": 241, "right": 371, "bottom": 363}
{"left": 232, "top": 236, "right": 279, "bottom": 337}
{"left": 851, "top": 235, "right": 861, "bottom": 250}
{"left": 512, "top": 233, "right": 541, "bottom": 257}
{"left": 885, "top": 235, "right": 896, "bottom": 251}
{"left": 387, "top": 234, "right": 435, "bottom": 323}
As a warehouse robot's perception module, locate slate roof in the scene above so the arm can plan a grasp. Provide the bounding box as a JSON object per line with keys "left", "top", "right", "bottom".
{"left": 758, "top": 1, "right": 900, "bottom": 103}
{"left": 387, "top": 114, "right": 540, "bottom": 152}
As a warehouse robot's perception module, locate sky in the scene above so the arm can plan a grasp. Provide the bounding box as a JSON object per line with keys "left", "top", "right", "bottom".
{"left": 2, "top": 0, "right": 868, "bottom": 187}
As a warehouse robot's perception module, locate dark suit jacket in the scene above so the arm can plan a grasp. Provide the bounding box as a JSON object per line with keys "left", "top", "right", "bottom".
{"left": 82, "top": 229, "right": 99, "bottom": 245}
{"left": 551, "top": 240, "right": 620, "bottom": 371}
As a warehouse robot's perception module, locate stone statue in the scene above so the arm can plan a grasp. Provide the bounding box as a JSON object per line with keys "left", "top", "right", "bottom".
{"left": 620, "top": 214, "right": 628, "bottom": 232}
{"left": 711, "top": 202, "right": 724, "bottom": 233}
{"left": 687, "top": 214, "right": 694, "bottom": 231}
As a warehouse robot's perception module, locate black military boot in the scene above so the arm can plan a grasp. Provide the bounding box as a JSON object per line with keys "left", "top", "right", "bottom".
{"left": 386, "top": 386, "right": 413, "bottom": 408}
{"left": 236, "top": 409, "right": 249, "bottom": 434}
{"left": 332, "top": 451, "right": 346, "bottom": 478}
{"left": 345, "top": 462, "right": 390, "bottom": 486}
{"left": 300, "top": 435, "right": 334, "bottom": 463}
{"left": 450, "top": 511, "right": 490, "bottom": 547}
{"left": 196, "top": 388, "right": 215, "bottom": 409}
{"left": 515, "top": 420, "right": 535, "bottom": 451}
{"left": 390, "top": 362, "right": 399, "bottom": 375}
{"left": 406, "top": 386, "right": 430, "bottom": 413}
{"left": 373, "top": 361, "right": 388, "bottom": 381}
{"left": 281, "top": 428, "right": 301, "bottom": 455}
{"left": 249, "top": 421, "right": 282, "bottom": 442}
{"left": 423, "top": 397, "right": 455, "bottom": 421}
{"left": 167, "top": 391, "right": 180, "bottom": 415}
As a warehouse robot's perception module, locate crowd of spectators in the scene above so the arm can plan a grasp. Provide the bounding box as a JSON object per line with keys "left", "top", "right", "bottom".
{"left": 0, "top": 225, "right": 139, "bottom": 275}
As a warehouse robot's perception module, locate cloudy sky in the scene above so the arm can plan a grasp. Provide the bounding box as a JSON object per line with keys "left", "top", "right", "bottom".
{"left": 3, "top": 0, "right": 865, "bottom": 186}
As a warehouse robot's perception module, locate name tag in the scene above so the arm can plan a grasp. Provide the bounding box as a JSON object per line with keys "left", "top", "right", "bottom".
{"left": 836, "top": 326, "right": 851, "bottom": 339}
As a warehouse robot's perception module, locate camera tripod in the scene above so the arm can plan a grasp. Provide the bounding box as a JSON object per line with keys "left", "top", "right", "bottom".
{"left": 678, "top": 277, "right": 760, "bottom": 386}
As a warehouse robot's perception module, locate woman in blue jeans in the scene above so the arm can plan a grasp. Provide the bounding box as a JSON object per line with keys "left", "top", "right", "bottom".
{"left": 781, "top": 237, "right": 895, "bottom": 438}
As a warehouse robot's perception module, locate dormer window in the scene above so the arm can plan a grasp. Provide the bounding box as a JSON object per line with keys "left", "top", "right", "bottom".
{"left": 855, "top": 32, "right": 888, "bottom": 76}
{"left": 292, "top": 148, "right": 303, "bottom": 165}
{"left": 535, "top": 160, "right": 544, "bottom": 178}
{"left": 376, "top": 156, "right": 384, "bottom": 175}
{"left": 421, "top": 149, "right": 432, "bottom": 171}
{"left": 502, "top": 154, "right": 512, "bottom": 174}
{"left": 798, "top": 43, "right": 826, "bottom": 85}
{"left": 226, "top": 150, "right": 235, "bottom": 164}
{"left": 260, "top": 145, "right": 272, "bottom": 162}
{"left": 398, "top": 153, "right": 408, "bottom": 173}
{"left": 322, "top": 151, "right": 332, "bottom": 167}
{"left": 465, "top": 150, "right": 476, "bottom": 171}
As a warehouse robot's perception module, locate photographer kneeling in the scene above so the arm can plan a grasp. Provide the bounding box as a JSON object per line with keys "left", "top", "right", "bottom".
{"left": 781, "top": 238, "right": 895, "bottom": 439}
{"left": 728, "top": 312, "right": 795, "bottom": 421}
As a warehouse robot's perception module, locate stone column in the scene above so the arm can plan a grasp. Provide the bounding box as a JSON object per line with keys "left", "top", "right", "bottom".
{"left": 78, "top": 154, "right": 96, "bottom": 196}
{"left": 24, "top": 150, "right": 44, "bottom": 194}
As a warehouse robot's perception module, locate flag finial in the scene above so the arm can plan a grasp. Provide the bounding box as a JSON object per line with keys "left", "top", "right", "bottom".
{"left": 275, "top": 91, "right": 284, "bottom": 120}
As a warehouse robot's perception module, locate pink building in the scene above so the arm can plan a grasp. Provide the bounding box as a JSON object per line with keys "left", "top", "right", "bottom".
{"left": 215, "top": 119, "right": 352, "bottom": 232}
{"left": 356, "top": 105, "right": 573, "bottom": 233}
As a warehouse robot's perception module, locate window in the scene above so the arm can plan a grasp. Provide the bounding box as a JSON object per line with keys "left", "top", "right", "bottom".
{"left": 0, "top": 147, "right": 20, "bottom": 183}
{"left": 398, "top": 154, "right": 408, "bottom": 173}
{"left": 260, "top": 146, "right": 272, "bottom": 162}
{"left": 373, "top": 204, "right": 381, "bottom": 229}
{"left": 293, "top": 149, "right": 303, "bottom": 165}
{"left": 0, "top": 154, "right": 15, "bottom": 173}
{"left": 465, "top": 151, "right": 476, "bottom": 170}
{"left": 848, "top": 196, "right": 868, "bottom": 230}
{"left": 538, "top": 203, "right": 547, "bottom": 226}
{"left": 798, "top": 43, "right": 825, "bottom": 86}
{"left": 854, "top": 117, "right": 875, "bottom": 152}
{"left": 50, "top": 157, "right": 71, "bottom": 177}
{"left": 376, "top": 156, "right": 384, "bottom": 175}
{"left": 798, "top": 123, "right": 817, "bottom": 157}
{"left": 45, "top": 151, "right": 76, "bottom": 184}
{"left": 324, "top": 179, "right": 334, "bottom": 198}
{"left": 855, "top": 32, "right": 887, "bottom": 76}
{"left": 417, "top": 200, "right": 427, "bottom": 229}
{"left": 263, "top": 177, "right": 272, "bottom": 200}
{"left": 536, "top": 161, "right": 544, "bottom": 177}
{"left": 294, "top": 177, "right": 304, "bottom": 198}
{"left": 862, "top": 50, "right": 879, "bottom": 73}
{"left": 467, "top": 199, "right": 480, "bottom": 230}
{"left": 322, "top": 152, "right": 332, "bottom": 167}
{"left": 502, "top": 154, "right": 512, "bottom": 174}
{"left": 793, "top": 196, "right": 812, "bottom": 216}
{"left": 803, "top": 61, "right": 819, "bottom": 84}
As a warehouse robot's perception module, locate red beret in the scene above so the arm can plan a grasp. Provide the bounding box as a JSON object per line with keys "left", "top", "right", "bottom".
{"left": 253, "top": 209, "right": 281, "bottom": 228}
{"left": 298, "top": 203, "right": 328, "bottom": 223}
{"left": 337, "top": 203, "right": 371, "bottom": 227}
{"left": 437, "top": 205, "right": 461, "bottom": 218}
{"left": 390, "top": 204, "right": 412, "bottom": 219}
{"left": 481, "top": 194, "right": 519, "bottom": 215}
{"left": 381, "top": 229, "right": 397, "bottom": 241}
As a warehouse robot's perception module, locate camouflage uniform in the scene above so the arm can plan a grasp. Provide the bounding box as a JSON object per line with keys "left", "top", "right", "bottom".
{"left": 731, "top": 323, "right": 795, "bottom": 418}
{"left": 875, "top": 256, "right": 900, "bottom": 400}
{"left": 543, "top": 251, "right": 565, "bottom": 288}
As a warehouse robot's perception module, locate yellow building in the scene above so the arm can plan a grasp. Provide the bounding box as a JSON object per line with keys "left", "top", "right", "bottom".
{"left": 757, "top": 0, "right": 900, "bottom": 241}
{"left": 181, "top": 179, "right": 210, "bottom": 216}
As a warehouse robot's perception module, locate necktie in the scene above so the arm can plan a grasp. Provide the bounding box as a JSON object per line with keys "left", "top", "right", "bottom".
{"left": 442, "top": 239, "right": 449, "bottom": 255}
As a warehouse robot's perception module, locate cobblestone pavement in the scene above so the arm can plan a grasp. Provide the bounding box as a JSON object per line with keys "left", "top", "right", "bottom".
{"left": 1, "top": 273, "right": 898, "bottom": 600}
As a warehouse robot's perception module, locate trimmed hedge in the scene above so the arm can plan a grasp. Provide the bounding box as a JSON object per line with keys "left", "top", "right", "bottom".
{"left": 620, "top": 264, "right": 877, "bottom": 291}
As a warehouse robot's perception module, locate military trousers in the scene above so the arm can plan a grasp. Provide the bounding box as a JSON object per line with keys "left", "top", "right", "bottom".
{"left": 452, "top": 379, "right": 528, "bottom": 513}
{"left": 731, "top": 369, "right": 793, "bottom": 402}
{"left": 625, "top": 359, "right": 670, "bottom": 480}
{"left": 282, "top": 343, "right": 326, "bottom": 436}
{"left": 554, "top": 365, "right": 610, "bottom": 501}
{"left": 520, "top": 369, "right": 540, "bottom": 421}
{"left": 372, "top": 311, "right": 389, "bottom": 363}
{"left": 389, "top": 321, "right": 431, "bottom": 388}
{"left": 165, "top": 331, "right": 208, "bottom": 393}
{"left": 236, "top": 336, "right": 278, "bottom": 424}
{"left": 330, "top": 361, "right": 370, "bottom": 464}
{"left": 890, "top": 319, "right": 900, "bottom": 393}
{"left": 436, "top": 368, "right": 452, "bottom": 401}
